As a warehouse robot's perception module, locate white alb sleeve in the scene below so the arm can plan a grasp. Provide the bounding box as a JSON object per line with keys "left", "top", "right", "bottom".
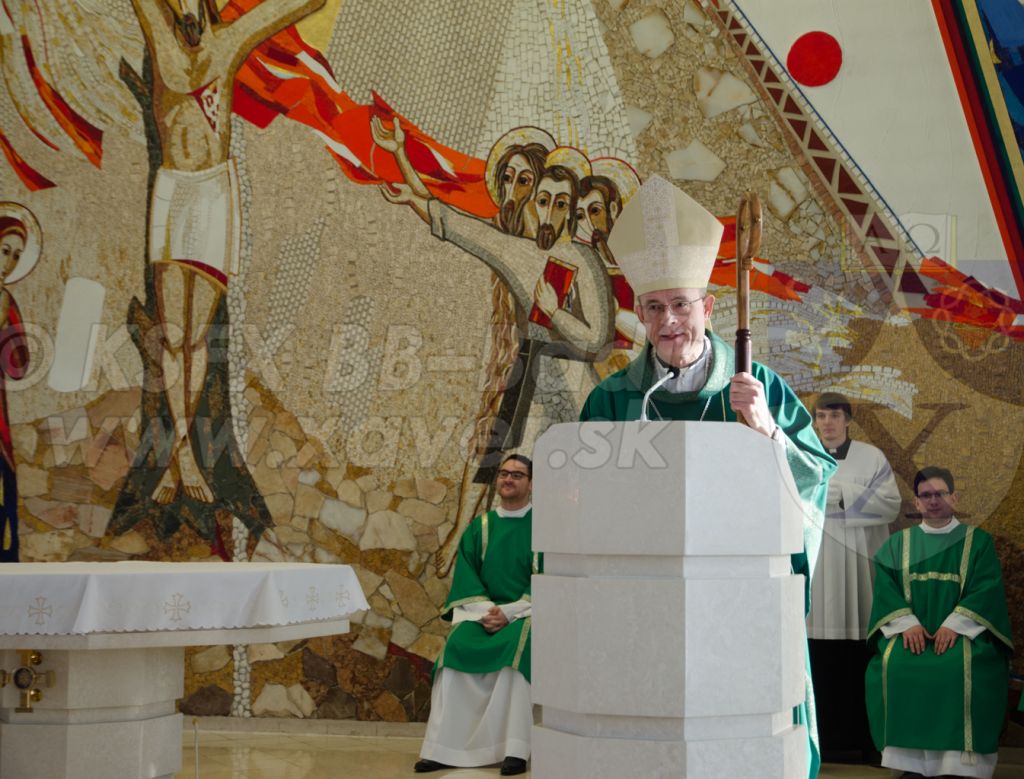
{"left": 498, "top": 599, "right": 532, "bottom": 622}
{"left": 880, "top": 613, "right": 921, "bottom": 638}
{"left": 941, "top": 612, "right": 987, "bottom": 639}
{"left": 451, "top": 600, "right": 497, "bottom": 625}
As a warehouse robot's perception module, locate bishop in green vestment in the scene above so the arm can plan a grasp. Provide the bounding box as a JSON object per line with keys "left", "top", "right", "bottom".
{"left": 416, "top": 455, "right": 540, "bottom": 776}
{"left": 580, "top": 331, "right": 833, "bottom": 586}
{"left": 865, "top": 467, "right": 1012, "bottom": 779}
{"left": 580, "top": 175, "right": 836, "bottom": 779}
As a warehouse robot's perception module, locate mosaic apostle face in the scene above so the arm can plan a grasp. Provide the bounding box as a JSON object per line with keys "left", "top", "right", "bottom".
{"left": 532, "top": 165, "right": 578, "bottom": 251}
{"left": 496, "top": 143, "right": 548, "bottom": 238}
{"left": 575, "top": 176, "right": 621, "bottom": 244}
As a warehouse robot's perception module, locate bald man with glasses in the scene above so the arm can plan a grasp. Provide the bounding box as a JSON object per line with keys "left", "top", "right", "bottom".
{"left": 865, "top": 466, "right": 1012, "bottom": 778}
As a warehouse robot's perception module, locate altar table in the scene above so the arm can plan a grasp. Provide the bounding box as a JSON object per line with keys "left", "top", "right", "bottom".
{"left": 0, "top": 562, "right": 369, "bottom": 779}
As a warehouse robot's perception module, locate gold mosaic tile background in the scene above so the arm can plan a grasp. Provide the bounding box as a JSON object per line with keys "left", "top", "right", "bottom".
{"left": 0, "top": 0, "right": 1020, "bottom": 721}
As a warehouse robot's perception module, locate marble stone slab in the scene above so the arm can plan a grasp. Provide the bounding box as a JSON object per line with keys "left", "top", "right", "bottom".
{"left": 0, "top": 714, "right": 181, "bottom": 779}
{"left": 533, "top": 421, "right": 803, "bottom": 557}
{"left": 531, "top": 421, "right": 811, "bottom": 778}
{"left": 542, "top": 707, "right": 793, "bottom": 740}
{"left": 532, "top": 574, "right": 804, "bottom": 718}
{"left": 0, "top": 647, "right": 182, "bottom": 715}
{"left": 532, "top": 723, "right": 807, "bottom": 779}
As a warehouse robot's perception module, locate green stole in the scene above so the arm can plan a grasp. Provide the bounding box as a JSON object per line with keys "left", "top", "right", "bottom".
{"left": 437, "top": 509, "right": 541, "bottom": 682}
{"left": 866, "top": 523, "right": 1012, "bottom": 754}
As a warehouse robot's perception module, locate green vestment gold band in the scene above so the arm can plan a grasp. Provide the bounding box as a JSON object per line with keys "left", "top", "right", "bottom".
{"left": 866, "top": 523, "right": 1012, "bottom": 755}
{"left": 437, "top": 509, "right": 541, "bottom": 683}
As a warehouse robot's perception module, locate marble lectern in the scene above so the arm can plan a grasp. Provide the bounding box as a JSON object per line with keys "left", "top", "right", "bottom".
{"left": 532, "top": 421, "right": 808, "bottom": 778}
{"left": 0, "top": 562, "right": 368, "bottom": 779}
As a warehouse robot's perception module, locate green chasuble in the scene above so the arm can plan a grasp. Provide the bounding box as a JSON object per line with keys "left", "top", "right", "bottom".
{"left": 437, "top": 509, "right": 541, "bottom": 683}
{"left": 865, "top": 523, "right": 1012, "bottom": 755}
{"left": 580, "top": 333, "right": 836, "bottom": 779}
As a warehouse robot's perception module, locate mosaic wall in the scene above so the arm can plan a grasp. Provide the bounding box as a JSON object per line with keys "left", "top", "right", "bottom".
{"left": 1, "top": 0, "right": 1022, "bottom": 721}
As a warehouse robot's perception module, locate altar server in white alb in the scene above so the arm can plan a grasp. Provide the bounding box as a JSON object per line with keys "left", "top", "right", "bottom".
{"left": 807, "top": 391, "right": 900, "bottom": 761}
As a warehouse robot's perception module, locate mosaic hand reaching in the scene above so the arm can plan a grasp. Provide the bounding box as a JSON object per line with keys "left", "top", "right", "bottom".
{"left": 379, "top": 182, "right": 429, "bottom": 223}
{"left": 369, "top": 114, "right": 402, "bottom": 154}
{"left": 370, "top": 116, "right": 430, "bottom": 199}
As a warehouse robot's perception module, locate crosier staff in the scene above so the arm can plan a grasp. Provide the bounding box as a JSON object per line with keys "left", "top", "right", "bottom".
{"left": 735, "top": 191, "right": 762, "bottom": 376}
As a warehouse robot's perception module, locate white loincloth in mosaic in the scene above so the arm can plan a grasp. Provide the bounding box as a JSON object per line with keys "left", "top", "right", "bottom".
{"left": 148, "top": 160, "right": 241, "bottom": 287}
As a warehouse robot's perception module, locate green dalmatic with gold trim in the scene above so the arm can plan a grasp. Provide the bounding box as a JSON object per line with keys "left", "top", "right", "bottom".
{"left": 866, "top": 524, "right": 1012, "bottom": 755}
{"left": 437, "top": 510, "right": 541, "bottom": 682}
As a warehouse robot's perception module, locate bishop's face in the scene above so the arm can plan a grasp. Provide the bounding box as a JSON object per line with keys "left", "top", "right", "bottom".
{"left": 636, "top": 288, "right": 715, "bottom": 368}
{"left": 533, "top": 175, "right": 573, "bottom": 251}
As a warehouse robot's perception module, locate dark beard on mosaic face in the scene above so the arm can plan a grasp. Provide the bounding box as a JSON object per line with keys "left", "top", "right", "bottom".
{"left": 179, "top": 14, "right": 203, "bottom": 47}
{"left": 536, "top": 223, "right": 559, "bottom": 251}
{"left": 500, "top": 199, "right": 529, "bottom": 236}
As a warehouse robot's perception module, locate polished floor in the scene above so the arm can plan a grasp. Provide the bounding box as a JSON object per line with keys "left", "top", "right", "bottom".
{"left": 174, "top": 723, "right": 1024, "bottom": 778}
{"left": 175, "top": 730, "right": 884, "bottom": 778}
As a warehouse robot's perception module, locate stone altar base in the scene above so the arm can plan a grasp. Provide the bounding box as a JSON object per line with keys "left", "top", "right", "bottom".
{"left": 0, "top": 563, "right": 367, "bottom": 779}
{"left": 0, "top": 646, "right": 183, "bottom": 779}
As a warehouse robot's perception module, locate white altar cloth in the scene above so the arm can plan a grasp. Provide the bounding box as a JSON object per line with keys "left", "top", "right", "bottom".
{"left": 0, "top": 562, "right": 369, "bottom": 779}
{"left": 0, "top": 562, "right": 369, "bottom": 635}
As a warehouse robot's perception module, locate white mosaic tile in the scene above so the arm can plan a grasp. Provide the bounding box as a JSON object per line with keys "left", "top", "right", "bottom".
{"left": 628, "top": 9, "right": 675, "bottom": 59}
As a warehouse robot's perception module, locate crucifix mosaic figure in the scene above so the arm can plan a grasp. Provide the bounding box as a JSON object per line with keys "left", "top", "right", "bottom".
{"left": 130, "top": 0, "right": 325, "bottom": 504}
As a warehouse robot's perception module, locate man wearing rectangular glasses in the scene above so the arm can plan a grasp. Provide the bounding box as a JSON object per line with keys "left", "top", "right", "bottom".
{"left": 415, "top": 454, "right": 539, "bottom": 776}
{"left": 865, "top": 466, "right": 1012, "bottom": 778}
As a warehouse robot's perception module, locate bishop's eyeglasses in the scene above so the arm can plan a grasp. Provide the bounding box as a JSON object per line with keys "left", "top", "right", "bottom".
{"left": 640, "top": 296, "right": 706, "bottom": 319}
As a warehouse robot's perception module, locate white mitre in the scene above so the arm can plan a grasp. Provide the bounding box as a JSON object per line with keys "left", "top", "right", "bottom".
{"left": 607, "top": 175, "right": 724, "bottom": 295}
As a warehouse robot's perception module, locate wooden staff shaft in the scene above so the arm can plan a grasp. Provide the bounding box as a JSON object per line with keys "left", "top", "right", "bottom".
{"left": 735, "top": 192, "right": 762, "bottom": 375}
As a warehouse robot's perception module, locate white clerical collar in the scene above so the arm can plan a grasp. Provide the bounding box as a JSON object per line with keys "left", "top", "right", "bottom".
{"left": 920, "top": 517, "right": 960, "bottom": 534}
{"left": 496, "top": 502, "right": 532, "bottom": 518}
{"left": 651, "top": 336, "right": 712, "bottom": 393}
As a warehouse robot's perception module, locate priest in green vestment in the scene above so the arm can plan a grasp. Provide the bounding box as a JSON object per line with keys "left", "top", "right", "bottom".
{"left": 865, "top": 466, "right": 1012, "bottom": 779}
{"left": 578, "top": 175, "right": 836, "bottom": 779}
{"left": 416, "top": 454, "right": 540, "bottom": 776}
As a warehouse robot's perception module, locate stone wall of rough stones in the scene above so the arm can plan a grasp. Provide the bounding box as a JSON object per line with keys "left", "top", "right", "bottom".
{"left": 2, "top": 0, "right": 1022, "bottom": 723}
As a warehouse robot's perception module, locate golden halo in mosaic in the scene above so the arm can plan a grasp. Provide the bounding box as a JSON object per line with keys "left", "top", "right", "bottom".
{"left": 591, "top": 157, "right": 642, "bottom": 204}
{"left": 484, "top": 126, "right": 557, "bottom": 205}
{"left": 543, "top": 146, "right": 591, "bottom": 183}
{"left": 0, "top": 202, "right": 42, "bottom": 285}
